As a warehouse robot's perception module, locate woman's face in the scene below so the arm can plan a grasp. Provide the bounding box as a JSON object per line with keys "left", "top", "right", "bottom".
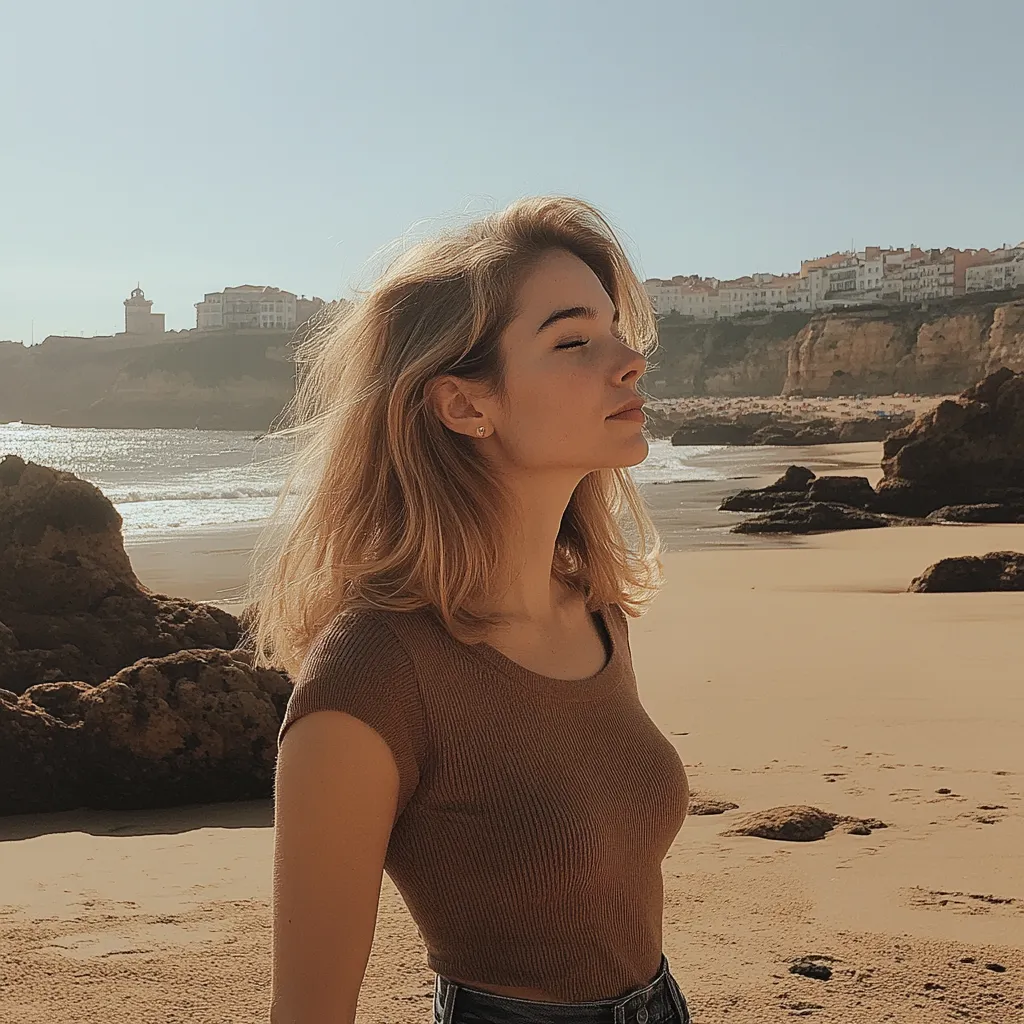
{"left": 480, "top": 248, "right": 649, "bottom": 475}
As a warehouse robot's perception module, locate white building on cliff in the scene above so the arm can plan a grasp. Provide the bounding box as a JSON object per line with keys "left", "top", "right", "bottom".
{"left": 965, "top": 246, "right": 1024, "bottom": 293}
{"left": 195, "top": 286, "right": 325, "bottom": 331}
{"left": 644, "top": 241, "right": 1023, "bottom": 320}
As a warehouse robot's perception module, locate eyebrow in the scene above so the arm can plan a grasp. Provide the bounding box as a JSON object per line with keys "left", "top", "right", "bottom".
{"left": 535, "top": 305, "right": 619, "bottom": 334}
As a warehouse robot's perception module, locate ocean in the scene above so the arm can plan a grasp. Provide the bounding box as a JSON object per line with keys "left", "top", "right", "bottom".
{"left": 0, "top": 423, "right": 744, "bottom": 542}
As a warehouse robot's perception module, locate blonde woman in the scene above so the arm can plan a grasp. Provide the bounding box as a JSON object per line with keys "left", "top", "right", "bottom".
{"left": 249, "top": 196, "right": 692, "bottom": 1024}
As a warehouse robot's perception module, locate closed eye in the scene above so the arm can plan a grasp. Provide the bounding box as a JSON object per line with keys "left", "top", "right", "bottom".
{"left": 556, "top": 338, "right": 588, "bottom": 349}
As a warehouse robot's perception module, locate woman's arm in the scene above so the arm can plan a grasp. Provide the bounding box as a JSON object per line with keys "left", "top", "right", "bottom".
{"left": 270, "top": 710, "right": 401, "bottom": 1024}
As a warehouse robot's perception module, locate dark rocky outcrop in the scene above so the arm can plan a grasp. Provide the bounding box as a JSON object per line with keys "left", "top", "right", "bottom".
{"left": 806, "top": 475, "right": 877, "bottom": 509}
{"left": 0, "top": 454, "right": 241, "bottom": 696}
{"left": 720, "top": 489, "right": 809, "bottom": 513}
{"left": 875, "top": 368, "right": 1024, "bottom": 516}
{"left": 723, "top": 472, "right": 881, "bottom": 515}
{"left": 0, "top": 454, "right": 302, "bottom": 815}
{"left": 926, "top": 503, "right": 1024, "bottom": 524}
{"left": 718, "top": 368, "right": 1024, "bottom": 533}
{"left": 767, "top": 465, "right": 817, "bottom": 492}
{"left": 0, "top": 648, "right": 291, "bottom": 814}
{"left": 671, "top": 413, "right": 912, "bottom": 447}
{"left": 731, "top": 503, "right": 893, "bottom": 535}
{"left": 909, "top": 552, "right": 1024, "bottom": 593}
{"left": 720, "top": 465, "right": 816, "bottom": 512}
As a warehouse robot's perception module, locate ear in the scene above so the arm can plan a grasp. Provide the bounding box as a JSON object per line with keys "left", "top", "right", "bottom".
{"left": 425, "top": 375, "right": 486, "bottom": 437}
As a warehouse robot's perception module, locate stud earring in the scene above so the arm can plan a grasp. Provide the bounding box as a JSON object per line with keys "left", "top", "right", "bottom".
{"left": 477, "top": 425, "right": 486, "bottom": 436}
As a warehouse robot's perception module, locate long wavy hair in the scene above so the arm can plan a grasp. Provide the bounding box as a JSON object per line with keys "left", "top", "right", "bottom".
{"left": 243, "top": 195, "right": 665, "bottom": 676}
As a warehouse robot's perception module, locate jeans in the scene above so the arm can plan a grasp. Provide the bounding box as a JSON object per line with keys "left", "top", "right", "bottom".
{"left": 433, "top": 953, "right": 691, "bottom": 1024}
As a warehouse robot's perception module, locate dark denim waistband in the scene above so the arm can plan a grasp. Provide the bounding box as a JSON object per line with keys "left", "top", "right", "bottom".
{"left": 433, "top": 953, "right": 691, "bottom": 1024}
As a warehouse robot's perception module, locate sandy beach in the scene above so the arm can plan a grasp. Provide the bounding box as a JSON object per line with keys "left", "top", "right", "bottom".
{"left": 2, "top": 442, "right": 1023, "bottom": 1022}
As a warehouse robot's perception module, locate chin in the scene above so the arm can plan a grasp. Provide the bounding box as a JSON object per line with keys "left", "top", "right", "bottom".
{"left": 603, "top": 433, "right": 649, "bottom": 469}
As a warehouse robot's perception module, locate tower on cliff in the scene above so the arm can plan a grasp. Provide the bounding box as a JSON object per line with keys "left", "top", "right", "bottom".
{"left": 123, "top": 285, "right": 166, "bottom": 334}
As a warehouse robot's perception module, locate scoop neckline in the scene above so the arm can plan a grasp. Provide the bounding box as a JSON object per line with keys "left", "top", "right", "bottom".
{"left": 465, "top": 604, "right": 624, "bottom": 701}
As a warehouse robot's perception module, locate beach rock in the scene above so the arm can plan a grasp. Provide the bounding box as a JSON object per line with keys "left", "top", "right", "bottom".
{"left": 731, "top": 502, "right": 893, "bottom": 535}
{"left": 789, "top": 958, "right": 834, "bottom": 981}
{"left": 766, "top": 465, "right": 816, "bottom": 492}
{"left": 0, "top": 648, "right": 292, "bottom": 814}
{"left": 720, "top": 489, "right": 809, "bottom": 513}
{"left": 721, "top": 806, "right": 887, "bottom": 841}
{"left": 806, "top": 475, "right": 878, "bottom": 509}
{"left": 722, "top": 805, "right": 839, "bottom": 841}
{"left": 0, "top": 455, "right": 241, "bottom": 696}
{"left": 926, "top": 502, "right": 1024, "bottom": 524}
{"left": 908, "top": 551, "right": 1024, "bottom": 593}
{"left": 876, "top": 367, "right": 1024, "bottom": 515}
{"left": 719, "top": 465, "right": 815, "bottom": 512}
{"left": 0, "top": 686, "right": 83, "bottom": 814}
{"left": 688, "top": 794, "right": 740, "bottom": 815}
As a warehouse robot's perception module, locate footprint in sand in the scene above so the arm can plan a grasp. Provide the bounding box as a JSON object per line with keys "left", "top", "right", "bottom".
{"left": 906, "top": 888, "right": 1021, "bottom": 917}
{"left": 958, "top": 805, "right": 1009, "bottom": 825}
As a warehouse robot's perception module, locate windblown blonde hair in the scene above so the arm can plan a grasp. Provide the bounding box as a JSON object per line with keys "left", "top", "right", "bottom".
{"left": 243, "top": 195, "right": 664, "bottom": 676}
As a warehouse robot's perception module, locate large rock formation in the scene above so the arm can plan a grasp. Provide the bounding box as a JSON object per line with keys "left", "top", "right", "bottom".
{"left": 875, "top": 367, "right": 1024, "bottom": 516}
{"left": 0, "top": 454, "right": 241, "bottom": 694}
{"left": 0, "top": 454, "right": 299, "bottom": 814}
{"left": 720, "top": 368, "right": 1024, "bottom": 532}
{"left": 0, "top": 648, "right": 291, "bottom": 814}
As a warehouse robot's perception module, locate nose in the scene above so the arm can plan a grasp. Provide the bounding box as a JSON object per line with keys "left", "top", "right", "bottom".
{"left": 618, "top": 340, "right": 647, "bottom": 382}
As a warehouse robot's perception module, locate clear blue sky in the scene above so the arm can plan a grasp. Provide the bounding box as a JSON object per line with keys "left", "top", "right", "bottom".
{"left": 3, "top": 0, "right": 1022, "bottom": 343}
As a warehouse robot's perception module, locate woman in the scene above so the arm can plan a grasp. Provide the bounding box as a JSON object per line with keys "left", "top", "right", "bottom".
{"left": 248, "top": 195, "right": 692, "bottom": 1024}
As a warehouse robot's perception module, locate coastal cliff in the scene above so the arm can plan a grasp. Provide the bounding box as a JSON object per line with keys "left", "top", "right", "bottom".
{"left": 2, "top": 294, "right": 1023, "bottom": 430}
{"left": 655, "top": 293, "right": 1024, "bottom": 398}
{"left": 0, "top": 328, "right": 297, "bottom": 431}
{"left": 783, "top": 299, "right": 1024, "bottom": 395}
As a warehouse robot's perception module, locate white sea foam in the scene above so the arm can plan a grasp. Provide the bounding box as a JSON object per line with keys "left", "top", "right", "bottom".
{"left": 0, "top": 424, "right": 732, "bottom": 538}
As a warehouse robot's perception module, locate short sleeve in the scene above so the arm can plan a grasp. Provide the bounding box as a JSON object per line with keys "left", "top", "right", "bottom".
{"left": 277, "top": 610, "right": 428, "bottom": 821}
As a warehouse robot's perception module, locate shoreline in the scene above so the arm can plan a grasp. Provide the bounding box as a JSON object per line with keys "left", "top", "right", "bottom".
{"left": 123, "top": 441, "right": 887, "bottom": 614}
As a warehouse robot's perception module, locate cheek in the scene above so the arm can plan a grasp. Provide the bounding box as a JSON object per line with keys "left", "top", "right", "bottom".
{"left": 512, "top": 386, "right": 603, "bottom": 454}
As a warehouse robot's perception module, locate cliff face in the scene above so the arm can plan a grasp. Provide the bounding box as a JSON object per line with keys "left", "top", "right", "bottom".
{"left": 655, "top": 295, "right": 1024, "bottom": 398}
{"left": 0, "top": 329, "right": 298, "bottom": 431}
{"left": 783, "top": 304, "right": 1024, "bottom": 395}
{"left": 2, "top": 297, "right": 1024, "bottom": 431}
{"left": 653, "top": 312, "right": 811, "bottom": 396}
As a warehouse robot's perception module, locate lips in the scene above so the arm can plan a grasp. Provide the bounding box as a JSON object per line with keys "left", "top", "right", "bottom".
{"left": 607, "top": 397, "right": 645, "bottom": 418}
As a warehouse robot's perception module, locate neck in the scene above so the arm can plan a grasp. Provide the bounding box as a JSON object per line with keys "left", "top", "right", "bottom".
{"left": 484, "top": 470, "right": 586, "bottom": 625}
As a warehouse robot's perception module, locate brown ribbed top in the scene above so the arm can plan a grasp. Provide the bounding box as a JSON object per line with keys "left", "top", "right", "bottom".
{"left": 277, "top": 602, "right": 690, "bottom": 1001}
